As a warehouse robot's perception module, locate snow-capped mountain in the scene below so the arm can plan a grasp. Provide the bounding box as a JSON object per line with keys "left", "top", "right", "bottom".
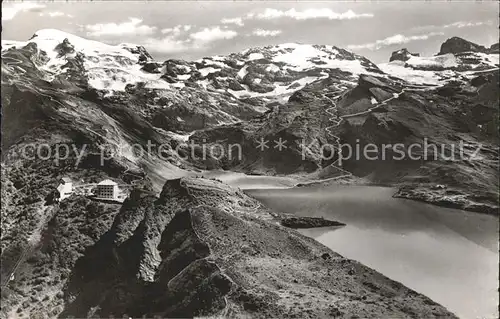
{"left": 2, "top": 29, "right": 173, "bottom": 90}
{"left": 166, "top": 42, "right": 383, "bottom": 99}
{"left": 380, "top": 37, "right": 499, "bottom": 85}
{"left": 2, "top": 29, "right": 383, "bottom": 101}
{"left": 5, "top": 30, "right": 496, "bottom": 97}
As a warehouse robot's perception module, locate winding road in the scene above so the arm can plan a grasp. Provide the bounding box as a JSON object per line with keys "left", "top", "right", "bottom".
{"left": 311, "top": 80, "right": 437, "bottom": 182}
{"left": 2, "top": 49, "right": 69, "bottom": 109}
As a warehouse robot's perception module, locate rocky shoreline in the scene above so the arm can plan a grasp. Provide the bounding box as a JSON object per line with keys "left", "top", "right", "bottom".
{"left": 393, "top": 184, "right": 499, "bottom": 216}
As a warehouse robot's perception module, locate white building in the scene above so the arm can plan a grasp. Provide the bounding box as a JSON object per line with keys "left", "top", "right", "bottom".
{"left": 94, "top": 179, "right": 119, "bottom": 200}
{"left": 56, "top": 177, "right": 73, "bottom": 201}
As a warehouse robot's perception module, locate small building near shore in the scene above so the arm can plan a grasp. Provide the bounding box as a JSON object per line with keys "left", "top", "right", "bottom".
{"left": 56, "top": 177, "right": 73, "bottom": 201}
{"left": 94, "top": 179, "right": 119, "bottom": 200}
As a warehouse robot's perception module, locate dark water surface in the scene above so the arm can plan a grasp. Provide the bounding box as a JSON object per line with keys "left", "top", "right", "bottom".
{"left": 246, "top": 185, "right": 499, "bottom": 319}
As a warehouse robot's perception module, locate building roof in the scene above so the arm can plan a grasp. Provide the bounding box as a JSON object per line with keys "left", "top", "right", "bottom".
{"left": 98, "top": 179, "right": 118, "bottom": 186}
{"left": 61, "top": 177, "right": 72, "bottom": 183}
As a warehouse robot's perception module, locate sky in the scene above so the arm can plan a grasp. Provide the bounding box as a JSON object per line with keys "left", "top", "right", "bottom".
{"left": 2, "top": 1, "right": 498, "bottom": 63}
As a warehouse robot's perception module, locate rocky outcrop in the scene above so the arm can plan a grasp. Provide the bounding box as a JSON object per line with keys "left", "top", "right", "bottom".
{"left": 163, "top": 59, "right": 194, "bottom": 77}
{"left": 280, "top": 216, "right": 346, "bottom": 228}
{"left": 358, "top": 74, "right": 393, "bottom": 90}
{"left": 389, "top": 48, "right": 420, "bottom": 62}
{"left": 141, "top": 62, "right": 162, "bottom": 73}
{"left": 120, "top": 44, "right": 153, "bottom": 64}
{"left": 54, "top": 38, "right": 75, "bottom": 57}
{"left": 438, "top": 37, "right": 488, "bottom": 55}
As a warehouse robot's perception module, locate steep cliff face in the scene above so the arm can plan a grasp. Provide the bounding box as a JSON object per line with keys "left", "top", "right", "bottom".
{"left": 1, "top": 177, "right": 458, "bottom": 318}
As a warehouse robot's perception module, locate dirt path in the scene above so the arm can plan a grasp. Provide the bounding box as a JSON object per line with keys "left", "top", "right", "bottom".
{"left": 297, "top": 81, "right": 436, "bottom": 187}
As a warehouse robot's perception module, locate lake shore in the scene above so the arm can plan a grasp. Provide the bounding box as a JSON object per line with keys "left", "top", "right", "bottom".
{"left": 245, "top": 184, "right": 499, "bottom": 319}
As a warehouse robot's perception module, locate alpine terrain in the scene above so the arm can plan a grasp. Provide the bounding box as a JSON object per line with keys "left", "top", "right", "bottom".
{"left": 1, "top": 29, "right": 498, "bottom": 318}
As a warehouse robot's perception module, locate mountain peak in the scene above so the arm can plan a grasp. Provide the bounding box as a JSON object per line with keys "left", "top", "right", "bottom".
{"left": 389, "top": 48, "right": 420, "bottom": 62}
{"left": 438, "top": 36, "right": 487, "bottom": 55}
{"left": 20, "top": 29, "right": 141, "bottom": 62}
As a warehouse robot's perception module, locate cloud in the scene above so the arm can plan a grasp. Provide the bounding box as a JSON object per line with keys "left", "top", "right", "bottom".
{"left": 189, "top": 26, "right": 238, "bottom": 43}
{"left": 251, "top": 29, "right": 282, "bottom": 37}
{"left": 144, "top": 24, "right": 193, "bottom": 53}
{"left": 255, "top": 8, "right": 373, "bottom": 20}
{"left": 443, "top": 20, "right": 492, "bottom": 28}
{"left": 141, "top": 26, "right": 237, "bottom": 54}
{"left": 218, "top": 8, "right": 372, "bottom": 27}
{"left": 221, "top": 17, "right": 244, "bottom": 26}
{"left": 2, "top": 2, "right": 45, "bottom": 21}
{"left": 85, "top": 18, "right": 157, "bottom": 37}
{"left": 411, "top": 20, "right": 492, "bottom": 32}
{"left": 161, "top": 25, "right": 192, "bottom": 35}
{"left": 141, "top": 36, "right": 190, "bottom": 54}
{"left": 347, "top": 32, "right": 444, "bottom": 51}
{"left": 39, "top": 11, "right": 73, "bottom": 18}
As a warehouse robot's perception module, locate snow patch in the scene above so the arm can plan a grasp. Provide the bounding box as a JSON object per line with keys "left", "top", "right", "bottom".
{"left": 406, "top": 54, "right": 458, "bottom": 69}
{"left": 198, "top": 58, "right": 227, "bottom": 69}
{"left": 265, "top": 64, "right": 280, "bottom": 72}
{"left": 472, "top": 52, "right": 499, "bottom": 68}
{"left": 271, "top": 43, "right": 367, "bottom": 76}
{"left": 237, "top": 65, "right": 249, "bottom": 79}
{"left": 228, "top": 74, "right": 326, "bottom": 99}
{"left": 248, "top": 52, "right": 264, "bottom": 60}
{"left": 198, "top": 67, "right": 219, "bottom": 77}
{"left": 379, "top": 61, "right": 450, "bottom": 85}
